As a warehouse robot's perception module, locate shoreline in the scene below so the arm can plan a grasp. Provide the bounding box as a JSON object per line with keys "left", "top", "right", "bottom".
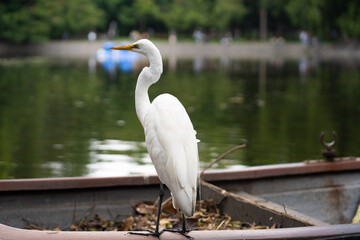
{"left": 0, "top": 40, "right": 359, "bottom": 61}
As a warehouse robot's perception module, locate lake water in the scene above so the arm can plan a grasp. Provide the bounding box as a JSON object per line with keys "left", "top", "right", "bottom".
{"left": 0, "top": 55, "right": 359, "bottom": 179}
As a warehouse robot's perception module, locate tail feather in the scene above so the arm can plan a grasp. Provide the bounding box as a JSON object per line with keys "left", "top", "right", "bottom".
{"left": 171, "top": 187, "right": 196, "bottom": 217}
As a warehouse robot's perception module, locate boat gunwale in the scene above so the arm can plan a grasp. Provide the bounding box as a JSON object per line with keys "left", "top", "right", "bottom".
{"left": 0, "top": 222, "right": 359, "bottom": 240}
{"left": 0, "top": 157, "right": 359, "bottom": 192}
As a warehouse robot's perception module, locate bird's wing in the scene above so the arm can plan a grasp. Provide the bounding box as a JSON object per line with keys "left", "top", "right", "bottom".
{"left": 148, "top": 93, "right": 198, "bottom": 216}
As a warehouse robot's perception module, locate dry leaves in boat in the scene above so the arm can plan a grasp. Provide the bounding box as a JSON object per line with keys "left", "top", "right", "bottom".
{"left": 24, "top": 199, "right": 272, "bottom": 231}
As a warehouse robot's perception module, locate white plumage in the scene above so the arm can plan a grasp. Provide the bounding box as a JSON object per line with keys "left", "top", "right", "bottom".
{"left": 146, "top": 93, "right": 198, "bottom": 217}
{"left": 111, "top": 39, "right": 198, "bottom": 218}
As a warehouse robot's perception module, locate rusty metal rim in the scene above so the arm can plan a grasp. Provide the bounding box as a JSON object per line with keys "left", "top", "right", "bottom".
{"left": 1, "top": 223, "right": 360, "bottom": 240}
{"left": 0, "top": 157, "right": 359, "bottom": 192}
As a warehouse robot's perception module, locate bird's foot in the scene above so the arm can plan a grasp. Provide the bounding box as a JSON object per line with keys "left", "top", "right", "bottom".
{"left": 128, "top": 229, "right": 160, "bottom": 238}
{"left": 160, "top": 228, "right": 194, "bottom": 240}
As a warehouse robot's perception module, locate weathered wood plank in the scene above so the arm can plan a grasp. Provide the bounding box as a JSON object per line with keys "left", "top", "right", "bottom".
{"left": 201, "top": 181, "right": 327, "bottom": 228}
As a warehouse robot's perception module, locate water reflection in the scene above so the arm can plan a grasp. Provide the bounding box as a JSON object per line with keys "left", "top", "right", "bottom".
{"left": 88, "top": 139, "right": 155, "bottom": 176}
{"left": 193, "top": 57, "right": 205, "bottom": 72}
{"left": 0, "top": 56, "right": 359, "bottom": 179}
{"left": 298, "top": 56, "right": 320, "bottom": 80}
{"left": 90, "top": 139, "right": 146, "bottom": 152}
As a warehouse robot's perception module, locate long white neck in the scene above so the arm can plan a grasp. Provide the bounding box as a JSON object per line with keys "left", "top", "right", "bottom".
{"left": 135, "top": 47, "right": 163, "bottom": 125}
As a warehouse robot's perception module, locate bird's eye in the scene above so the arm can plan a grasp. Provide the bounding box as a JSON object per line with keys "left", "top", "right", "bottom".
{"left": 132, "top": 44, "right": 139, "bottom": 49}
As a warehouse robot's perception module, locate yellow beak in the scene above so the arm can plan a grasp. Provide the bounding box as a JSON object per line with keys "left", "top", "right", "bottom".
{"left": 110, "top": 44, "right": 135, "bottom": 51}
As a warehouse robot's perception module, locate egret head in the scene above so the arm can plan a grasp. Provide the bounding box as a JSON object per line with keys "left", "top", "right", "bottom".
{"left": 111, "top": 39, "right": 163, "bottom": 75}
{"left": 110, "top": 39, "right": 156, "bottom": 56}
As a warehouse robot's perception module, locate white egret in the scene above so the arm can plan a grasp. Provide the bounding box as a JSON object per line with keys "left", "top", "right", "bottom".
{"left": 111, "top": 39, "right": 198, "bottom": 238}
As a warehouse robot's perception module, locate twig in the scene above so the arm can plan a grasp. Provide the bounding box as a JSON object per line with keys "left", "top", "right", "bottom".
{"left": 216, "top": 219, "right": 226, "bottom": 230}
{"left": 200, "top": 144, "right": 246, "bottom": 178}
{"left": 216, "top": 216, "right": 231, "bottom": 230}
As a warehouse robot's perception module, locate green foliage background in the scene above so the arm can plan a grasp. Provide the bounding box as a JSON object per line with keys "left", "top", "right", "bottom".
{"left": 0, "top": 0, "right": 359, "bottom": 42}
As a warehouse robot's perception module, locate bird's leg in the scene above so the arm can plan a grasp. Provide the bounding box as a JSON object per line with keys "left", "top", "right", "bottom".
{"left": 154, "top": 182, "right": 165, "bottom": 234}
{"left": 128, "top": 182, "right": 164, "bottom": 238}
{"left": 160, "top": 213, "right": 193, "bottom": 240}
{"left": 182, "top": 213, "right": 189, "bottom": 233}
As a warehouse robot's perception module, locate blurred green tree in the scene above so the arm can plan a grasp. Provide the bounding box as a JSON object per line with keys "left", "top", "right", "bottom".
{"left": 0, "top": 0, "right": 50, "bottom": 42}
{"left": 93, "top": 0, "right": 126, "bottom": 33}
{"left": 336, "top": 0, "right": 360, "bottom": 38}
{"left": 133, "top": 0, "right": 161, "bottom": 31}
{"left": 285, "top": 0, "right": 325, "bottom": 37}
{"left": 161, "top": 0, "right": 210, "bottom": 32}
{"left": 0, "top": 0, "right": 359, "bottom": 42}
{"left": 0, "top": 0, "right": 104, "bottom": 42}
{"left": 258, "top": 0, "right": 290, "bottom": 37}
{"left": 212, "top": 0, "right": 248, "bottom": 31}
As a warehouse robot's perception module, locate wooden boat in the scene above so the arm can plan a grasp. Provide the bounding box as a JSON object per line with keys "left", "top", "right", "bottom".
{"left": 0, "top": 157, "right": 360, "bottom": 239}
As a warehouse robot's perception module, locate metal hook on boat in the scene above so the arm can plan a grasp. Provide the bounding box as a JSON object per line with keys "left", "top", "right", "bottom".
{"left": 320, "top": 131, "right": 337, "bottom": 149}
{"left": 320, "top": 131, "right": 337, "bottom": 161}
